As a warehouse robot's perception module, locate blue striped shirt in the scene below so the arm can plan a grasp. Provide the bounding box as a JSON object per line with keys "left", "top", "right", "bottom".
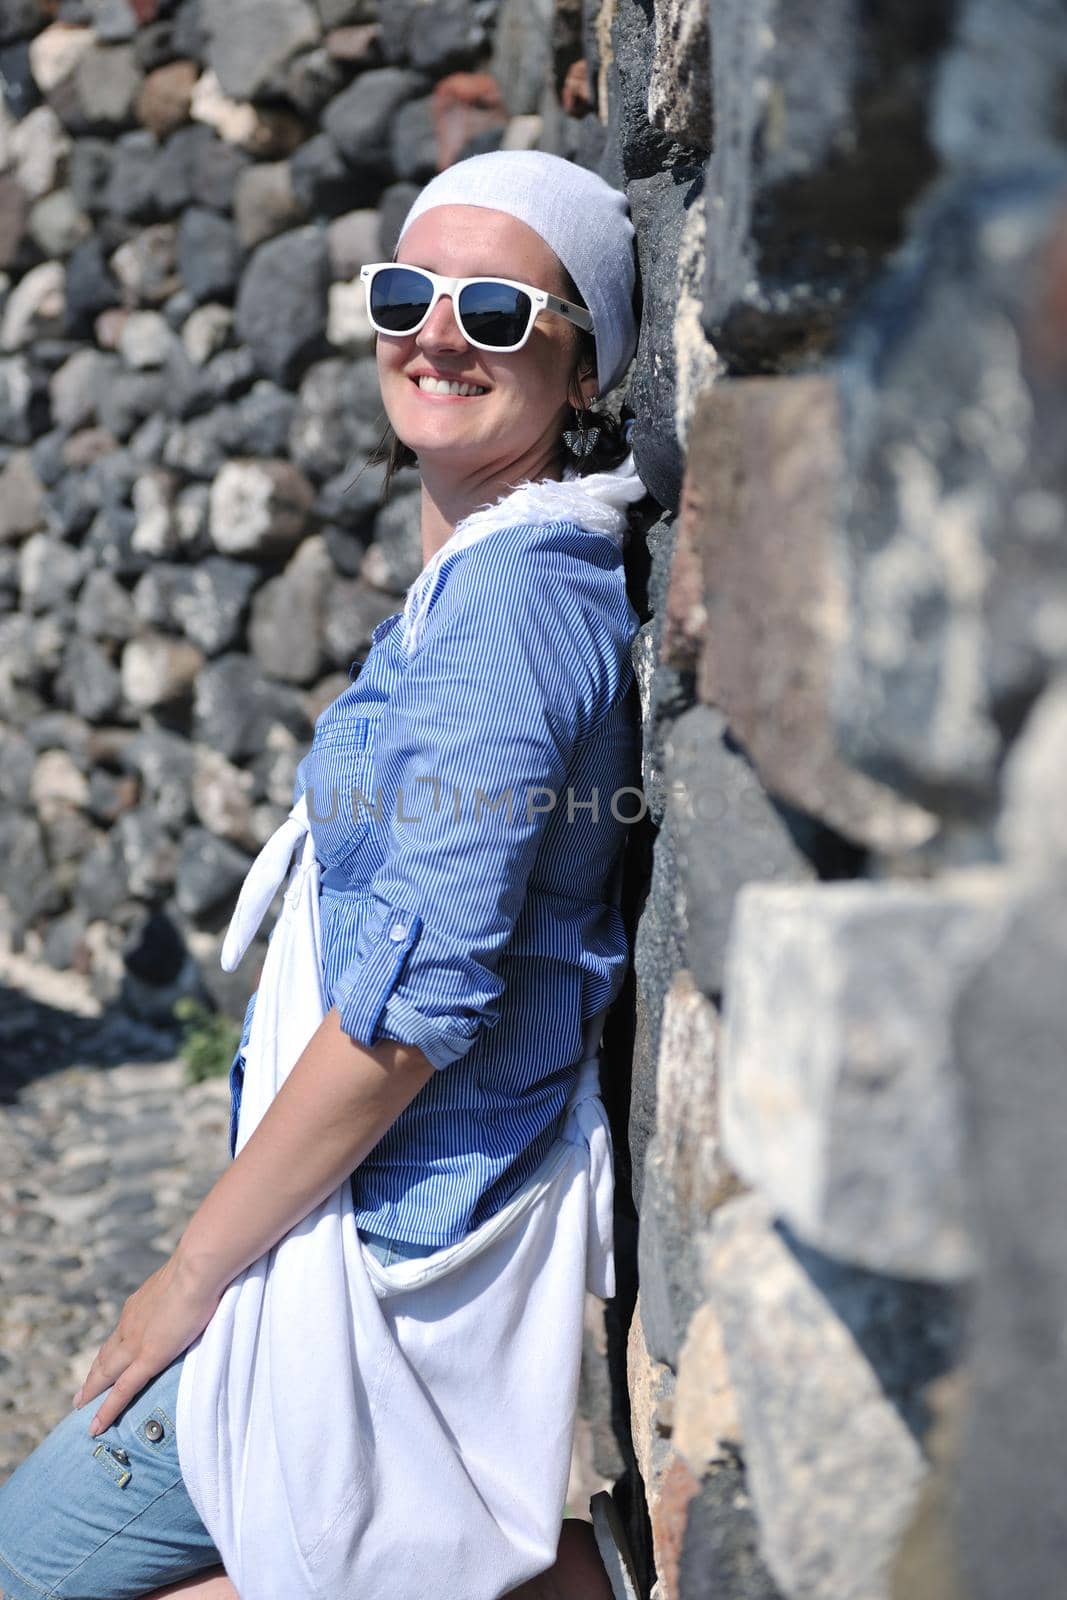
{"left": 228, "top": 517, "right": 642, "bottom": 1247}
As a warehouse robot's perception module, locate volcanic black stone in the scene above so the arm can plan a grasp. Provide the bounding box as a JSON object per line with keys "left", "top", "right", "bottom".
{"left": 235, "top": 226, "right": 330, "bottom": 385}
{"left": 289, "top": 131, "right": 370, "bottom": 217}
{"left": 175, "top": 827, "right": 254, "bottom": 918}
{"left": 322, "top": 67, "right": 428, "bottom": 178}
{"left": 177, "top": 207, "right": 243, "bottom": 302}
{"left": 0, "top": 40, "right": 40, "bottom": 118}
{"left": 194, "top": 653, "right": 311, "bottom": 762}
{"left": 103, "top": 131, "right": 164, "bottom": 221}
{"left": 64, "top": 237, "right": 121, "bottom": 338}
{"left": 123, "top": 908, "right": 187, "bottom": 986}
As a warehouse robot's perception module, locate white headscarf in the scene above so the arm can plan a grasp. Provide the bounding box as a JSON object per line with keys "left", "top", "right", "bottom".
{"left": 396, "top": 150, "right": 638, "bottom": 398}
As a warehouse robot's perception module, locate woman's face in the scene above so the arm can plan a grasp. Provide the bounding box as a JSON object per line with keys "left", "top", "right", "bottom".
{"left": 375, "top": 204, "right": 596, "bottom": 475}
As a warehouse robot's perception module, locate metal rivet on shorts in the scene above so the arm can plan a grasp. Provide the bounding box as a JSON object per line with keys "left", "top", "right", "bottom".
{"left": 112, "top": 1447, "right": 130, "bottom": 1463}
{"left": 144, "top": 1418, "right": 165, "bottom": 1442}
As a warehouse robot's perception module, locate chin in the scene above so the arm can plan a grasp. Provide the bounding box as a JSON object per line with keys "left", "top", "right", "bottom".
{"left": 391, "top": 409, "right": 493, "bottom": 460}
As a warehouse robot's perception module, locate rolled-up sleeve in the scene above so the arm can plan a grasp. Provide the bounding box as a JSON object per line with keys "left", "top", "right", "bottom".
{"left": 332, "top": 528, "right": 630, "bottom": 1070}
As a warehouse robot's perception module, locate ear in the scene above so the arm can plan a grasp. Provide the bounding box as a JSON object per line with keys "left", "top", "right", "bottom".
{"left": 579, "top": 361, "right": 599, "bottom": 406}
{"left": 569, "top": 353, "right": 599, "bottom": 410}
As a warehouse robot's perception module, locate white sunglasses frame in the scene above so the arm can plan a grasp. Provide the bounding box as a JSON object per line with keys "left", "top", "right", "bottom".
{"left": 359, "top": 262, "right": 593, "bottom": 353}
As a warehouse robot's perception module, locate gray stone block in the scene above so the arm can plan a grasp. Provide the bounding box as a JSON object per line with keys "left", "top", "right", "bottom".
{"left": 933, "top": 0, "right": 1067, "bottom": 175}
{"left": 629, "top": 804, "right": 684, "bottom": 1212}
{"left": 234, "top": 225, "right": 330, "bottom": 386}
{"left": 997, "top": 674, "right": 1067, "bottom": 872}
{"left": 831, "top": 169, "right": 1067, "bottom": 814}
{"left": 704, "top": 1193, "right": 960, "bottom": 1600}
{"left": 952, "top": 880, "right": 1067, "bottom": 1600}
{"left": 702, "top": 0, "right": 948, "bottom": 367}
{"left": 627, "top": 166, "right": 703, "bottom": 511}
{"left": 671, "top": 378, "right": 938, "bottom": 854}
{"left": 720, "top": 876, "right": 1016, "bottom": 1282}
{"left": 201, "top": 0, "right": 321, "bottom": 100}
{"left": 638, "top": 969, "right": 738, "bottom": 1368}
{"left": 667, "top": 704, "right": 816, "bottom": 1000}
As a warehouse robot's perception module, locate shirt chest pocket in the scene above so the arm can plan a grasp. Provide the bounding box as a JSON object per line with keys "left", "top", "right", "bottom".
{"left": 303, "top": 709, "right": 388, "bottom": 871}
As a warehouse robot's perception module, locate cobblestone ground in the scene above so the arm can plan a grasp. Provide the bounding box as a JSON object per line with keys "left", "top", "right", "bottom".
{"left": 0, "top": 944, "right": 230, "bottom": 1487}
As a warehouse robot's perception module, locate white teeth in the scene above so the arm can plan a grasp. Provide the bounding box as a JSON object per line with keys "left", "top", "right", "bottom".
{"left": 417, "top": 376, "right": 488, "bottom": 396}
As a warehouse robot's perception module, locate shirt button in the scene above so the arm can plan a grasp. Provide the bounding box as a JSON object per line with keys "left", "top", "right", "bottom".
{"left": 388, "top": 921, "right": 409, "bottom": 943}
{"left": 144, "top": 1419, "right": 165, "bottom": 1442}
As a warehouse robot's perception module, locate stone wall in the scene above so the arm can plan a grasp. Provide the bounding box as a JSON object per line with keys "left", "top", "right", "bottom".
{"left": 572, "top": 1, "right": 1067, "bottom": 1597}
{"left": 0, "top": 0, "right": 541, "bottom": 1018}
{"left": 3, "top": 1, "right": 1067, "bottom": 1596}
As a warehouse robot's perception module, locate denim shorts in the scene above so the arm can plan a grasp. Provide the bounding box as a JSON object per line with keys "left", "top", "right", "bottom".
{"left": 0, "top": 1231, "right": 439, "bottom": 1600}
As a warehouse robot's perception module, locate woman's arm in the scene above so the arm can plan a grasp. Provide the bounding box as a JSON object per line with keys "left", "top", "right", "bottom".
{"left": 73, "top": 1016, "right": 433, "bottom": 1436}
{"left": 175, "top": 1010, "right": 434, "bottom": 1294}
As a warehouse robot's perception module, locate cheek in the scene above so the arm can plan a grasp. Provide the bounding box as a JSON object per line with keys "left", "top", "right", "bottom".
{"left": 499, "top": 340, "right": 573, "bottom": 411}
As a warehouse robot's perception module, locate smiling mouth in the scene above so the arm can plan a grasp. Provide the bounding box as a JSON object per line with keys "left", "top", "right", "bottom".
{"left": 413, "top": 376, "right": 490, "bottom": 397}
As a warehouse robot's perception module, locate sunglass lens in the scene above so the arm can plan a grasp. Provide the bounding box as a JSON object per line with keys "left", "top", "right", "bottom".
{"left": 457, "top": 281, "right": 532, "bottom": 347}
{"left": 369, "top": 267, "right": 433, "bottom": 333}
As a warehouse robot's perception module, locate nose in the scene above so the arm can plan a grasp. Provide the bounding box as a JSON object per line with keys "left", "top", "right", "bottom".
{"left": 416, "top": 291, "right": 469, "bottom": 352}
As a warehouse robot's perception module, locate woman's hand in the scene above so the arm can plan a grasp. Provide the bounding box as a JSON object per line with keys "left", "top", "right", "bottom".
{"left": 72, "top": 1252, "right": 224, "bottom": 1436}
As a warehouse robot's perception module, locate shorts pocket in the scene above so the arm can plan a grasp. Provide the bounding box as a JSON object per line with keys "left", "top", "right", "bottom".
{"left": 135, "top": 1404, "right": 176, "bottom": 1452}
{"left": 91, "top": 1440, "right": 133, "bottom": 1489}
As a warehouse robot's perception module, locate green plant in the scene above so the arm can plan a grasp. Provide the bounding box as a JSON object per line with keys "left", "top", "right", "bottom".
{"left": 175, "top": 997, "right": 242, "bottom": 1085}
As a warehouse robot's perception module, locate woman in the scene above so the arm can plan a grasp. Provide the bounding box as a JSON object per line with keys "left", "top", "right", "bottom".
{"left": 0, "top": 150, "right": 645, "bottom": 1600}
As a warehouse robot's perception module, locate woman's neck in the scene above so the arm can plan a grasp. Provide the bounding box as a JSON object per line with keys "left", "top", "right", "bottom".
{"left": 417, "top": 441, "right": 564, "bottom": 564}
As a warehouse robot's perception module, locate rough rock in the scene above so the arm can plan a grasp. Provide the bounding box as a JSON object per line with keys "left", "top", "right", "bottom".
{"left": 288, "top": 130, "right": 357, "bottom": 217}
{"left": 288, "top": 356, "right": 383, "bottom": 480}
{"left": 664, "top": 704, "right": 817, "bottom": 1000}
{"left": 327, "top": 208, "right": 381, "bottom": 280}
{"left": 76, "top": 568, "right": 136, "bottom": 643}
{"left": 110, "top": 222, "right": 180, "bottom": 306}
{"left": 27, "top": 189, "right": 92, "bottom": 259}
{"left": 647, "top": 0, "right": 712, "bottom": 150}
{"left": 120, "top": 630, "right": 203, "bottom": 711}
{"left": 18, "top": 532, "right": 84, "bottom": 614}
{"left": 321, "top": 66, "right": 427, "bottom": 177}
{"left": 379, "top": 0, "right": 487, "bottom": 75}
{"left": 233, "top": 224, "right": 329, "bottom": 383}
{"left": 208, "top": 458, "right": 315, "bottom": 560}
{"left": 169, "top": 556, "right": 259, "bottom": 655}
{"left": 57, "top": 636, "right": 123, "bottom": 723}
{"left": 176, "top": 206, "right": 242, "bottom": 302}
{"left": 67, "top": 42, "right": 145, "bottom": 133}
{"left": 193, "top": 652, "right": 311, "bottom": 761}
{"left": 952, "top": 878, "right": 1067, "bottom": 1600}
{"left": 233, "top": 161, "right": 305, "bottom": 250}
{"left": 704, "top": 1193, "right": 959, "bottom": 1600}
{"left": 136, "top": 58, "right": 198, "bottom": 138}
{"left": 701, "top": 0, "right": 947, "bottom": 367}
{"left": 201, "top": 0, "right": 321, "bottom": 100}
{"left": 1, "top": 260, "right": 65, "bottom": 351}
{"left": 638, "top": 969, "right": 738, "bottom": 1368}
{"left": 248, "top": 535, "right": 333, "bottom": 685}
{"left": 832, "top": 169, "right": 1067, "bottom": 815}
{"left": 489, "top": 0, "right": 554, "bottom": 116}
{"left": 10, "top": 104, "right": 70, "bottom": 200}
{"left": 626, "top": 167, "right": 702, "bottom": 510}
{"left": 673, "top": 377, "right": 939, "bottom": 853}
{"left": 191, "top": 745, "right": 256, "bottom": 847}
{"left": 0, "top": 450, "right": 45, "bottom": 542}
{"left": 431, "top": 71, "right": 507, "bottom": 169}
{"left": 720, "top": 875, "right": 1016, "bottom": 1282}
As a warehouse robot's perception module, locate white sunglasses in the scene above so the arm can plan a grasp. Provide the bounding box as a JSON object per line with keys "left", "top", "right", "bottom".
{"left": 360, "top": 262, "right": 593, "bottom": 353}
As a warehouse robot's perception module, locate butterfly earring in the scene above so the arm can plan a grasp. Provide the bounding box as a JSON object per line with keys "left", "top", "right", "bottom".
{"left": 562, "top": 406, "right": 602, "bottom": 459}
